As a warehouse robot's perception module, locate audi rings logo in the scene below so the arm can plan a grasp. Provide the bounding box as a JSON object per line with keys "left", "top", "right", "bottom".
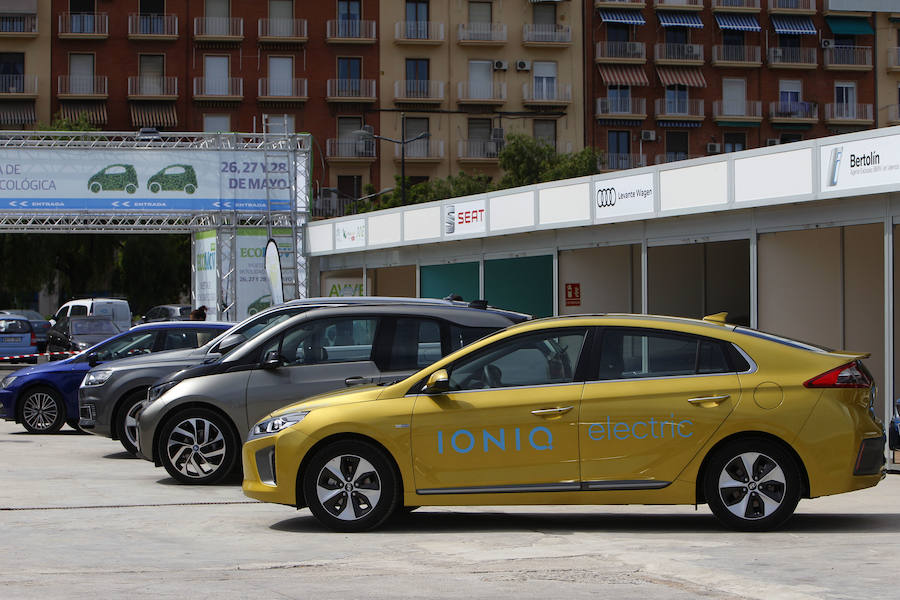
{"left": 596, "top": 187, "right": 617, "bottom": 209}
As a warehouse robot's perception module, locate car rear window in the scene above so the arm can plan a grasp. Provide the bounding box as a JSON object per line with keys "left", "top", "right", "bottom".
{"left": 0, "top": 319, "right": 30, "bottom": 333}
{"left": 72, "top": 320, "right": 118, "bottom": 335}
{"left": 596, "top": 329, "right": 740, "bottom": 380}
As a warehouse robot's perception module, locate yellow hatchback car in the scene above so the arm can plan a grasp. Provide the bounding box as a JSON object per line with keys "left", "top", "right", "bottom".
{"left": 242, "top": 314, "right": 885, "bottom": 532}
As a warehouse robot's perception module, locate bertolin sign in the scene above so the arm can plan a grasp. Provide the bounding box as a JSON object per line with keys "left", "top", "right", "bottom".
{"left": 444, "top": 198, "right": 486, "bottom": 237}
{"left": 820, "top": 133, "right": 900, "bottom": 194}
{"left": 593, "top": 172, "right": 654, "bottom": 224}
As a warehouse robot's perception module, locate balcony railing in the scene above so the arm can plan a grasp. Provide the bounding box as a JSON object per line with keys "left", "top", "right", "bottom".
{"left": 595, "top": 0, "right": 645, "bottom": 5}
{"left": 0, "top": 14, "right": 38, "bottom": 34}
{"left": 889, "top": 48, "right": 900, "bottom": 70}
{"left": 595, "top": 41, "right": 646, "bottom": 61}
{"left": 258, "top": 78, "right": 308, "bottom": 99}
{"left": 0, "top": 75, "right": 38, "bottom": 96}
{"left": 58, "top": 13, "right": 108, "bottom": 36}
{"left": 128, "top": 14, "right": 178, "bottom": 37}
{"left": 393, "top": 80, "right": 445, "bottom": 102}
{"left": 326, "top": 79, "right": 377, "bottom": 100}
{"left": 712, "top": 0, "right": 760, "bottom": 8}
{"left": 394, "top": 21, "right": 444, "bottom": 42}
{"left": 768, "top": 46, "right": 817, "bottom": 66}
{"left": 193, "top": 77, "right": 243, "bottom": 98}
{"left": 713, "top": 100, "right": 762, "bottom": 118}
{"left": 824, "top": 46, "right": 872, "bottom": 69}
{"left": 457, "top": 81, "right": 507, "bottom": 103}
{"left": 769, "top": 101, "right": 818, "bottom": 120}
{"left": 326, "top": 19, "right": 376, "bottom": 40}
{"left": 522, "top": 24, "right": 571, "bottom": 44}
{"left": 655, "top": 98, "right": 705, "bottom": 118}
{"left": 655, "top": 0, "right": 703, "bottom": 7}
{"left": 769, "top": 0, "right": 815, "bottom": 11}
{"left": 712, "top": 45, "right": 762, "bottom": 64}
{"left": 258, "top": 18, "right": 308, "bottom": 40}
{"left": 326, "top": 138, "right": 376, "bottom": 159}
{"left": 193, "top": 17, "right": 243, "bottom": 39}
{"left": 394, "top": 139, "right": 445, "bottom": 160}
{"left": 603, "top": 153, "right": 648, "bottom": 170}
{"left": 825, "top": 103, "right": 873, "bottom": 121}
{"left": 888, "top": 104, "right": 900, "bottom": 124}
{"left": 596, "top": 97, "right": 647, "bottom": 117}
{"left": 656, "top": 153, "right": 702, "bottom": 164}
{"left": 458, "top": 139, "right": 502, "bottom": 160}
{"left": 655, "top": 43, "right": 704, "bottom": 63}
{"left": 522, "top": 82, "right": 572, "bottom": 104}
{"left": 127, "top": 76, "right": 178, "bottom": 97}
{"left": 457, "top": 23, "right": 507, "bottom": 43}
{"left": 58, "top": 75, "right": 108, "bottom": 97}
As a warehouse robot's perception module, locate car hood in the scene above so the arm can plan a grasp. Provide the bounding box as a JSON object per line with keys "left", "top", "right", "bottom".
{"left": 100, "top": 346, "right": 209, "bottom": 370}
{"left": 5, "top": 356, "right": 85, "bottom": 377}
{"left": 268, "top": 384, "right": 387, "bottom": 418}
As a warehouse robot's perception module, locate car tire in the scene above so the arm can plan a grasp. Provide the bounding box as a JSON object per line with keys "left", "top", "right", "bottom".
{"left": 115, "top": 390, "right": 146, "bottom": 455}
{"left": 157, "top": 408, "right": 238, "bottom": 485}
{"left": 149, "top": 182, "right": 161, "bottom": 193}
{"left": 19, "top": 386, "right": 65, "bottom": 434}
{"left": 703, "top": 438, "right": 802, "bottom": 532}
{"left": 184, "top": 184, "right": 196, "bottom": 195}
{"left": 302, "top": 439, "right": 399, "bottom": 532}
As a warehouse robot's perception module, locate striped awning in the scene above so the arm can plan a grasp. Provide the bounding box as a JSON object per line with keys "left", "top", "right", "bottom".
{"left": 656, "top": 66, "right": 707, "bottom": 88}
{"left": 657, "top": 121, "right": 702, "bottom": 128}
{"left": 0, "top": 101, "right": 35, "bottom": 125}
{"left": 771, "top": 15, "right": 817, "bottom": 35}
{"left": 598, "top": 10, "right": 646, "bottom": 26}
{"left": 657, "top": 12, "right": 703, "bottom": 29}
{"left": 59, "top": 101, "right": 107, "bottom": 125}
{"left": 715, "top": 13, "right": 761, "bottom": 32}
{"left": 130, "top": 102, "right": 177, "bottom": 128}
{"left": 598, "top": 64, "right": 649, "bottom": 87}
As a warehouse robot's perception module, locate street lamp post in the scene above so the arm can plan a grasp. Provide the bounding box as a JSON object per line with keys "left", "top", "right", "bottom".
{"left": 354, "top": 112, "right": 429, "bottom": 206}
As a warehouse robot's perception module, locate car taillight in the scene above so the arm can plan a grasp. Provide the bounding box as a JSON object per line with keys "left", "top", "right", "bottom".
{"left": 30, "top": 332, "right": 36, "bottom": 346}
{"left": 804, "top": 362, "right": 871, "bottom": 388}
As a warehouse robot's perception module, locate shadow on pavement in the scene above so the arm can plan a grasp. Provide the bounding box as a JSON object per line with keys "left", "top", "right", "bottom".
{"left": 154, "top": 471, "right": 244, "bottom": 487}
{"left": 103, "top": 451, "right": 138, "bottom": 460}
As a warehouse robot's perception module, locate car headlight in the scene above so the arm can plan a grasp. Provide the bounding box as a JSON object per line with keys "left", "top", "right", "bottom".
{"left": 147, "top": 380, "right": 179, "bottom": 404}
{"left": 81, "top": 370, "right": 113, "bottom": 387}
{"left": 249, "top": 411, "right": 309, "bottom": 440}
{"left": 0, "top": 375, "right": 17, "bottom": 389}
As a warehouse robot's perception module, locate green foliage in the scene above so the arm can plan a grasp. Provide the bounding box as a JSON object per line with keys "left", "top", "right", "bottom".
{"left": 498, "top": 134, "right": 602, "bottom": 188}
{"left": 36, "top": 112, "right": 99, "bottom": 132}
{"left": 354, "top": 171, "right": 493, "bottom": 213}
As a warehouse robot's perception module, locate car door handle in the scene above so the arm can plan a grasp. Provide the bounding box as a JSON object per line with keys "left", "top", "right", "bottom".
{"left": 345, "top": 376, "right": 372, "bottom": 387}
{"left": 531, "top": 406, "right": 574, "bottom": 416}
{"left": 687, "top": 394, "right": 731, "bottom": 406}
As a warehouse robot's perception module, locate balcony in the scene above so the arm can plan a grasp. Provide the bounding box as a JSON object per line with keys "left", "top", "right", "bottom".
{"left": 522, "top": 24, "right": 572, "bottom": 47}
{"left": 654, "top": 0, "right": 703, "bottom": 10}
{"left": 457, "top": 23, "right": 507, "bottom": 45}
{"left": 656, "top": 153, "right": 702, "bottom": 164}
{"left": 769, "top": 0, "right": 816, "bottom": 14}
{"left": 58, "top": 75, "right": 108, "bottom": 99}
{"left": 326, "top": 138, "right": 376, "bottom": 163}
{"left": 522, "top": 82, "right": 572, "bottom": 107}
{"left": 655, "top": 43, "right": 704, "bottom": 65}
{"left": 713, "top": 100, "right": 763, "bottom": 123}
{"left": 594, "top": 0, "right": 645, "bottom": 7}
{"left": 458, "top": 139, "right": 502, "bottom": 163}
{"left": 887, "top": 104, "right": 900, "bottom": 125}
{"left": 601, "top": 154, "right": 648, "bottom": 171}
{"left": 655, "top": 98, "right": 705, "bottom": 120}
{"left": 712, "top": 45, "right": 762, "bottom": 67}
{"left": 258, "top": 18, "right": 308, "bottom": 43}
{"left": 0, "top": 75, "right": 38, "bottom": 98}
{"left": 127, "top": 14, "right": 178, "bottom": 40}
{"left": 192, "top": 77, "right": 243, "bottom": 101}
{"left": 768, "top": 47, "right": 817, "bottom": 68}
{"left": 127, "top": 76, "right": 178, "bottom": 99}
{"left": 824, "top": 46, "right": 872, "bottom": 70}
{"left": 595, "top": 97, "right": 647, "bottom": 119}
{"left": 326, "top": 19, "right": 377, "bottom": 43}
{"left": 769, "top": 101, "right": 818, "bottom": 123}
{"left": 193, "top": 17, "right": 243, "bottom": 42}
{"left": 394, "top": 21, "right": 444, "bottom": 44}
{"left": 258, "top": 78, "right": 308, "bottom": 102}
{"left": 326, "top": 79, "right": 377, "bottom": 102}
{"left": 457, "top": 81, "right": 506, "bottom": 105}
{"left": 393, "top": 80, "right": 445, "bottom": 104}
{"left": 825, "top": 103, "right": 873, "bottom": 125}
{"left": 393, "top": 139, "right": 445, "bottom": 163}
{"left": 0, "top": 14, "right": 38, "bottom": 36}
{"left": 58, "top": 13, "right": 108, "bottom": 39}
{"left": 595, "top": 41, "right": 646, "bottom": 64}
{"left": 712, "top": 0, "right": 760, "bottom": 11}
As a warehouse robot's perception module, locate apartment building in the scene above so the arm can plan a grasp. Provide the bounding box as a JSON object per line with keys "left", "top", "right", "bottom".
{"left": 875, "top": 10, "right": 899, "bottom": 126}
{"left": 0, "top": 0, "right": 50, "bottom": 128}
{"left": 585, "top": 0, "right": 877, "bottom": 169}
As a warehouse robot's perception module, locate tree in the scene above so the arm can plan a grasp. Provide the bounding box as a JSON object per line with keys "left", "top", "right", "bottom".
{"left": 355, "top": 171, "right": 493, "bottom": 212}
{"left": 497, "top": 134, "right": 602, "bottom": 189}
{"left": 36, "top": 111, "right": 99, "bottom": 132}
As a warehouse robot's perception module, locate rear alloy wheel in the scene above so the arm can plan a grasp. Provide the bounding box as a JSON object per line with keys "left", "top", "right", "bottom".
{"left": 303, "top": 440, "right": 399, "bottom": 532}
{"left": 157, "top": 408, "right": 237, "bottom": 485}
{"left": 115, "top": 391, "right": 146, "bottom": 455}
{"left": 20, "top": 387, "right": 65, "bottom": 434}
{"left": 704, "top": 439, "right": 802, "bottom": 532}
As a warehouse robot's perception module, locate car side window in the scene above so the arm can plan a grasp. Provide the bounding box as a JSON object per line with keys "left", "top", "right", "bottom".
{"left": 595, "top": 329, "right": 732, "bottom": 380}
{"left": 70, "top": 305, "right": 88, "bottom": 316}
{"left": 447, "top": 328, "right": 588, "bottom": 391}
{"left": 386, "top": 318, "right": 442, "bottom": 371}
{"left": 163, "top": 329, "right": 199, "bottom": 350}
{"left": 263, "top": 317, "right": 379, "bottom": 367}
{"left": 95, "top": 331, "right": 157, "bottom": 360}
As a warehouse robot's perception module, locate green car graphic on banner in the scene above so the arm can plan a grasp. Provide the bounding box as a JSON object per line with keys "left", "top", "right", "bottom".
{"left": 147, "top": 164, "right": 198, "bottom": 194}
{"left": 88, "top": 164, "right": 138, "bottom": 194}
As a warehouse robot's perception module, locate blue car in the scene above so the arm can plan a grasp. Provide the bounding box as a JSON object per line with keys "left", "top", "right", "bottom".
{"left": 890, "top": 403, "right": 900, "bottom": 466}
{"left": 0, "top": 314, "right": 37, "bottom": 361}
{"left": 0, "top": 321, "right": 231, "bottom": 434}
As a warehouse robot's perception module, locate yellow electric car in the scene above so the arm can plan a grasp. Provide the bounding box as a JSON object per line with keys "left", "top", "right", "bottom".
{"left": 242, "top": 314, "right": 885, "bottom": 532}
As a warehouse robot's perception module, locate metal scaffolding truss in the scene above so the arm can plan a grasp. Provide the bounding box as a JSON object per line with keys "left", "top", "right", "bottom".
{"left": 0, "top": 130, "right": 310, "bottom": 151}
{"left": 0, "top": 212, "right": 300, "bottom": 233}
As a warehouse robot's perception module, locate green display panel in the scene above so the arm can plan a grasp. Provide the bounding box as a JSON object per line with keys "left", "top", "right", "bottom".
{"left": 419, "top": 262, "right": 480, "bottom": 302}
{"left": 484, "top": 255, "right": 553, "bottom": 317}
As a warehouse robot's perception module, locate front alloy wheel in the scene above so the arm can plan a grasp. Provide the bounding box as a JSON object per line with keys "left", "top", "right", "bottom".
{"left": 20, "top": 387, "right": 65, "bottom": 433}
{"left": 115, "top": 391, "right": 147, "bottom": 455}
{"left": 157, "top": 408, "right": 237, "bottom": 484}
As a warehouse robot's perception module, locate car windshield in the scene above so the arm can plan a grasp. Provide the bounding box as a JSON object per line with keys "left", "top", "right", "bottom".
{"left": 72, "top": 319, "right": 119, "bottom": 336}
{"left": 0, "top": 319, "right": 29, "bottom": 333}
{"left": 1, "top": 309, "right": 43, "bottom": 320}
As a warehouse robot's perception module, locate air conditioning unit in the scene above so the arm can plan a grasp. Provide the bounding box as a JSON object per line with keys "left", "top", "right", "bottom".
{"left": 821, "top": 38, "right": 835, "bottom": 49}
{"left": 493, "top": 59, "right": 508, "bottom": 71}
{"left": 766, "top": 138, "right": 780, "bottom": 146}
{"left": 706, "top": 142, "right": 721, "bottom": 154}
{"left": 515, "top": 59, "right": 531, "bottom": 72}
{"left": 640, "top": 130, "right": 656, "bottom": 142}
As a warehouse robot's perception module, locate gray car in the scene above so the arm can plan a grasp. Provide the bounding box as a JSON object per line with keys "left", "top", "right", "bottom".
{"left": 80, "top": 296, "right": 528, "bottom": 455}
{"left": 134, "top": 303, "right": 524, "bottom": 484}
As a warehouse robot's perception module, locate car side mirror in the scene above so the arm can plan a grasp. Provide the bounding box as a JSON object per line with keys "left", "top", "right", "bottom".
{"left": 87, "top": 352, "right": 99, "bottom": 367}
{"left": 423, "top": 369, "right": 450, "bottom": 395}
{"left": 217, "top": 333, "right": 246, "bottom": 354}
{"left": 261, "top": 349, "right": 282, "bottom": 370}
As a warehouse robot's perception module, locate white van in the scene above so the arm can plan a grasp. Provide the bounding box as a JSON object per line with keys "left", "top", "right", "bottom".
{"left": 52, "top": 298, "right": 132, "bottom": 332}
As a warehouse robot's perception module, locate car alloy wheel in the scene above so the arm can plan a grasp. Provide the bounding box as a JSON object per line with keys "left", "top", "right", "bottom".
{"left": 316, "top": 454, "right": 383, "bottom": 521}
{"left": 20, "top": 387, "right": 65, "bottom": 434}
{"left": 115, "top": 391, "right": 147, "bottom": 455}
{"left": 158, "top": 408, "right": 237, "bottom": 484}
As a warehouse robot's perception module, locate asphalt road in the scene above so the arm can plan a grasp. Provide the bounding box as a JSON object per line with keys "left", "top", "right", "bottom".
{"left": 0, "top": 365, "right": 898, "bottom": 599}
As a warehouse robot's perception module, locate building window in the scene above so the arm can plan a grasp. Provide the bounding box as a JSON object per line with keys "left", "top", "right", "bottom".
{"left": 203, "top": 55, "right": 229, "bottom": 95}
{"left": 722, "top": 30, "right": 743, "bottom": 47}
{"left": 722, "top": 78, "right": 746, "bottom": 116}
{"left": 468, "top": 1, "right": 492, "bottom": 40}
{"left": 665, "top": 131, "right": 689, "bottom": 162}
{"left": 404, "top": 117, "right": 429, "bottom": 157}
{"left": 533, "top": 2, "right": 555, "bottom": 25}
{"left": 534, "top": 120, "right": 556, "bottom": 147}
{"left": 468, "top": 59, "right": 493, "bottom": 99}
{"left": 665, "top": 84, "right": 688, "bottom": 114}
{"left": 723, "top": 132, "right": 745, "bottom": 153}
{"left": 834, "top": 81, "right": 857, "bottom": 118}
{"left": 268, "top": 0, "right": 293, "bottom": 36}
{"left": 777, "top": 79, "right": 802, "bottom": 115}
{"left": 780, "top": 133, "right": 802, "bottom": 144}
{"left": 69, "top": 0, "right": 97, "bottom": 34}
{"left": 532, "top": 61, "right": 557, "bottom": 100}
{"left": 336, "top": 57, "right": 362, "bottom": 96}
{"left": 203, "top": 114, "right": 230, "bottom": 132}
{"left": 337, "top": 0, "right": 362, "bottom": 37}
{"left": 138, "top": 54, "right": 164, "bottom": 95}
{"left": 69, "top": 53, "right": 94, "bottom": 94}
{"left": 405, "top": 58, "right": 429, "bottom": 98}
{"left": 0, "top": 53, "right": 24, "bottom": 93}
{"left": 608, "top": 130, "right": 630, "bottom": 169}
{"left": 337, "top": 116, "right": 370, "bottom": 157}
{"left": 607, "top": 23, "right": 629, "bottom": 43}
{"left": 405, "top": 0, "right": 428, "bottom": 38}
{"left": 467, "top": 118, "right": 495, "bottom": 158}
{"left": 608, "top": 85, "right": 631, "bottom": 113}
{"left": 265, "top": 114, "right": 295, "bottom": 134}
{"left": 665, "top": 27, "right": 688, "bottom": 45}
{"left": 139, "top": 0, "right": 166, "bottom": 34}
{"left": 268, "top": 56, "right": 294, "bottom": 96}
{"left": 337, "top": 175, "right": 362, "bottom": 201}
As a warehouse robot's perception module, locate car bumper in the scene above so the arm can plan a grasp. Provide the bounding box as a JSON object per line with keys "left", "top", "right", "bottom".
{"left": 135, "top": 398, "right": 165, "bottom": 464}
{"left": 0, "top": 389, "right": 15, "bottom": 421}
{"left": 242, "top": 428, "right": 315, "bottom": 507}
{"left": 77, "top": 387, "right": 116, "bottom": 438}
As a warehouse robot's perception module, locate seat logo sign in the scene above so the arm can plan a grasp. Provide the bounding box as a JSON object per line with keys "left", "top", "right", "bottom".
{"left": 596, "top": 187, "right": 617, "bottom": 208}
{"left": 444, "top": 199, "right": 487, "bottom": 236}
